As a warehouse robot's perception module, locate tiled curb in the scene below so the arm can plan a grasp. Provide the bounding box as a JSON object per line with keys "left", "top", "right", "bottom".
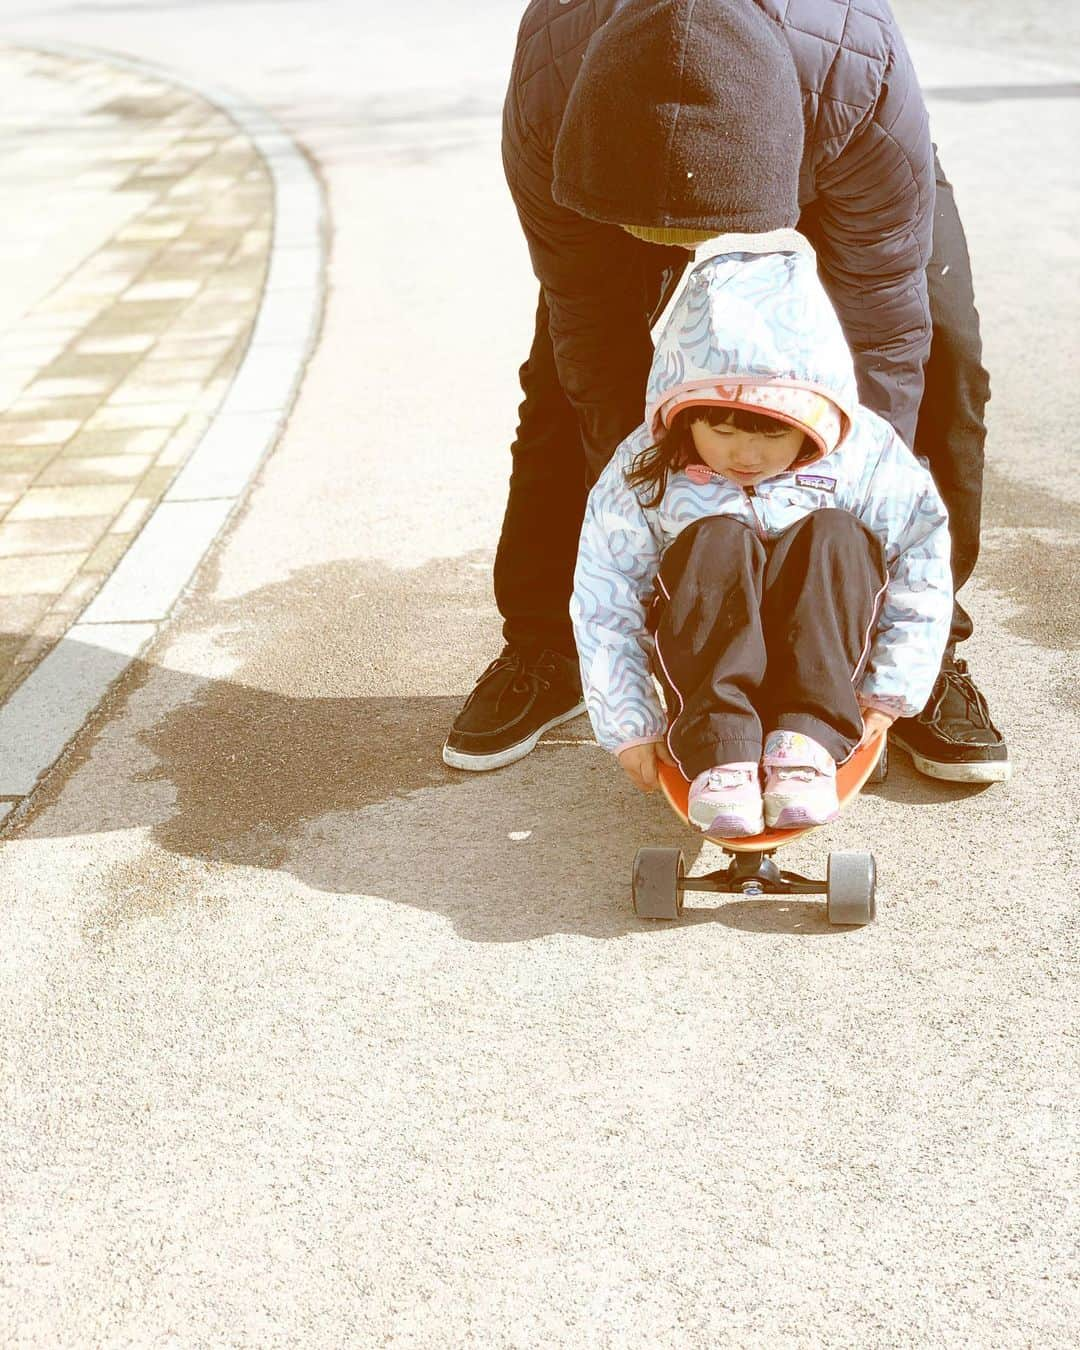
{"left": 0, "top": 43, "right": 324, "bottom": 814}
{"left": 0, "top": 44, "right": 277, "bottom": 697}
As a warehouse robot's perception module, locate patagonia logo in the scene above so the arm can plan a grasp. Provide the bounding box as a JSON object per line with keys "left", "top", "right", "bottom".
{"left": 796, "top": 474, "right": 836, "bottom": 493}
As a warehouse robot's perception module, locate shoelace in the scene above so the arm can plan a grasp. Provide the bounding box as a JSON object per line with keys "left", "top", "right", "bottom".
{"left": 470, "top": 649, "right": 556, "bottom": 714}
{"left": 933, "top": 658, "right": 997, "bottom": 731}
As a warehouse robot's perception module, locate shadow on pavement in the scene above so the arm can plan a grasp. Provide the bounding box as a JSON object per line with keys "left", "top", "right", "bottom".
{"left": 2, "top": 551, "right": 987, "bottom": 943}
{"left": 0, "top": 549, "right": 698, "bottom": 942}
{"left": 926, "top": 81, "right": 1080, "bottom": 102}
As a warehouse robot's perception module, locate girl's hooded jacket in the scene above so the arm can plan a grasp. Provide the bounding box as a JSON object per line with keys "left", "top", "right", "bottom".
{"left": 571, "top": 246, "right": 952, "bottom": 755}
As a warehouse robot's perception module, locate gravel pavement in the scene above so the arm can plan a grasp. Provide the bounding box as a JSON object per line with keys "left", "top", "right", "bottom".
{"left": 0, "top": 2, "right": 1077, "bottom": 1345}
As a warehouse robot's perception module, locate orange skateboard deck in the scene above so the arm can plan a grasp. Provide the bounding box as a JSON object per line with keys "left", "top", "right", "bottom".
{"left": 657, "top": 730, "right": 886, "bottom": 851}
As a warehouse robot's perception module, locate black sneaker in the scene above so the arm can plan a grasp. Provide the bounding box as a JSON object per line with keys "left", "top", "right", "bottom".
{"left": 442, "top": 646, "right": 587, "bottom": 771}
{"left": 890, "top": 657, "right": 1010, "bottom": 783}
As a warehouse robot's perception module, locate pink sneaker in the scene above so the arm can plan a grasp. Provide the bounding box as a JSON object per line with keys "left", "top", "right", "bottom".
{"left": 687, "top": 762, "right": 763, "bottom": 836}
{"left": 762, "top": 731, "right": 839, "bottom": 828}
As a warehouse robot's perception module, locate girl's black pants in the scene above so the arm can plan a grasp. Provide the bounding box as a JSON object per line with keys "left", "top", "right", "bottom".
{"left": 649, "top": 511, "right": 886, "bottom": 780}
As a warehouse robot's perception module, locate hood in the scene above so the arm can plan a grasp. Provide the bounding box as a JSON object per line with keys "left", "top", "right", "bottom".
{"left": 645, "top": 245, "right": 859, "bottom": 465}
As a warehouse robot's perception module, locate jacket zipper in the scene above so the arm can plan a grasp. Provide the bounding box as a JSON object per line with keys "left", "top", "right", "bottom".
{"left": 743, "top": 485, "right": 768, "bottom": 541}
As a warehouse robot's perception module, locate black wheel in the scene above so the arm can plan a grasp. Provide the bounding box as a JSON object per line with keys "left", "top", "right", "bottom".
{"left": 632, "top": 847, "right": 685, "bottom": 920}
{"left": 826, "top": 851, "right": 877, "bottom": 925}
{"left": 866, "top": 741, "right": 889, "bottom": 784}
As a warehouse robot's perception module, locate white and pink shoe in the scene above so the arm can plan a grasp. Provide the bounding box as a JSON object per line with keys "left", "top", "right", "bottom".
{"left": 762, "top": 731, "right": 839, "bottom": 829}
{"left": 687, "top": 762, "right": 763, "bottom": 836}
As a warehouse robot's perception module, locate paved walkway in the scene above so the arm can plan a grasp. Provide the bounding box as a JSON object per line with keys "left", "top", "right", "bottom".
{"left": 0, "top": 45, "right": 271, "bottom": 702}
{"left": 0, "top": 9, "right": 1076, "bottom": 1346}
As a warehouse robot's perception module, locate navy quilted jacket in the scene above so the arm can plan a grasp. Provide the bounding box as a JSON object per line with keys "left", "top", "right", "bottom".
{"left": 503, "top": 0, "right": 935, "bottom": 471}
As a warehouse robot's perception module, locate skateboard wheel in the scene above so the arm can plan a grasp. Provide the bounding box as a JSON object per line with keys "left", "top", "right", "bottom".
{"left": 866, "top": 742, "right": 889, "bottom": 784}
{"left": 632, "top": 847, "right": 685, "bottom": 920}
{"left": 826, "top": 851, "right": 877, "bottom": 925}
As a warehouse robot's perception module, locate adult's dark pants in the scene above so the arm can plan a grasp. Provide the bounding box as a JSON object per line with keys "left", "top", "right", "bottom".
{"left": 493, "top": 150, "right": 989, "bottom": 659}
{"left": 649, "top": 512, "right": 886, "bottom": 780}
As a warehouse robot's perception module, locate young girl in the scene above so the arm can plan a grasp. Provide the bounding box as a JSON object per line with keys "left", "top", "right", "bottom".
{"left": 571, "top": 245, "right": 953, "bottom": 835}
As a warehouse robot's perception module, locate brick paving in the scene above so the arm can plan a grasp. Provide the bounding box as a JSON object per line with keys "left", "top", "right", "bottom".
{"left": 0, "top": 46, "right": 273, "bottom": 700}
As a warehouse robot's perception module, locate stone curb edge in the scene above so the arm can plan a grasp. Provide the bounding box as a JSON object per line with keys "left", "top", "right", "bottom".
{"left": 0, "top": 40, "right": 326, "bottom": 820}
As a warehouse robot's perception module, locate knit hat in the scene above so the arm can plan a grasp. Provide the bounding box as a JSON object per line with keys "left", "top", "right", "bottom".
{"left": 553, "top": 0, "right": 804, "bottom": 234}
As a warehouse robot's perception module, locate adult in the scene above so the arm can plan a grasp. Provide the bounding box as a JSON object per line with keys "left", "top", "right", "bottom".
{"left": 443, "top": 0, "right": 1008, "bottom": 782}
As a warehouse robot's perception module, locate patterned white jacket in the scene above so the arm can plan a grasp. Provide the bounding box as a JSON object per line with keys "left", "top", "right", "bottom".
{"left": 571, "top": 245, "right": 953, "bottom": 755}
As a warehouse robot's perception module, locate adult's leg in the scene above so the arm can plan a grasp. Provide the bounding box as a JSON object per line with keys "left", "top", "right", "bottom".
{"left": 894, "top": 151, "right": 1009, "bottom": 779}
{"left": 914, "top": 149, "right": 992, "bottom": 650}
{"left": 446, "top": 253, "right": 671, "bottom": 771}
{"left": 444, "top": 292, "right": 587, "bottom": 770}
{"left": 493, "top": 291, "right": 588, "bottom": 659}
{"left": 494, "top": 234, "right": 677, "bottom": 657}
{"left": 759, "top": 509, "right": 887, "bottom": 761}
{"left": 651, "top": 516, "right": 768, "bottom": 779}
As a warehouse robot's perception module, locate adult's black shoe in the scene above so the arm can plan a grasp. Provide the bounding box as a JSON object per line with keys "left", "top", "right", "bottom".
{"left": 890, "top": 656, "right": 1010, "bottom": 783}
{"left": 442, "top": 646, "right": 587, "bottom": 771}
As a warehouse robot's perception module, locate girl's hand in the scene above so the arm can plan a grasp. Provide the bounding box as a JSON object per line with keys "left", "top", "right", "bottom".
{"left": 860, "top": 707, "right": 894, "bottom": 744}
{"left": 617, "top": 740, "right": 676, "bottom": 793}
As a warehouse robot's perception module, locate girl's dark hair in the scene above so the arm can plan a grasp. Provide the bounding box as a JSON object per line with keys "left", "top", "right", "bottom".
{"left": 625, "top": 404, "right": 807, "bottom": 508}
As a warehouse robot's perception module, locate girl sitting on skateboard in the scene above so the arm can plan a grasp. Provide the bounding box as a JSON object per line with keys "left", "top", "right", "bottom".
{"left": 571, "top": 242, "right": 953, "bottom": 836}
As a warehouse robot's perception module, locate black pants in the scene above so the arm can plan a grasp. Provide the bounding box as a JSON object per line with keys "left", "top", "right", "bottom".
{"left": 494, "top": 151, "right": 988, "bottom": 658}
{"left": 911, "top": 151, "right": 991, "bottom": 647}
{"left": 650, "top": 512, "right": 886, "bottom": 780}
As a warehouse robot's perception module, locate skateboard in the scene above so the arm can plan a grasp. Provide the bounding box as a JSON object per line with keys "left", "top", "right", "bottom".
{"left": 632, "top": 733, "right": 888, "bottom": 926}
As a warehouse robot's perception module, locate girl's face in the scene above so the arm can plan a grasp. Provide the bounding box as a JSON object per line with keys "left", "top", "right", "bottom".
{"left": 690, "top": 415, "right": 805, "bottom": 487}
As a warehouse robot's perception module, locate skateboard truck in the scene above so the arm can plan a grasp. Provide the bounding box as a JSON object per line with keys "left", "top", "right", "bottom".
{"left": 635, "top": 732, "right": 887, "bottom": 927}
{"left": 632, "top": 846, "right": 876, "bottom": 925}
{"left": 695, "top": 850, "right": 820, "bottom": 896}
